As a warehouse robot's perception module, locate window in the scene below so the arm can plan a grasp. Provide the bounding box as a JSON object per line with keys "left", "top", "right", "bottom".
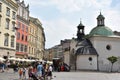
{"left": 24, "top": 45, "right": 27, "bottom": 52}
{"left": 17, "top": 22, "right": 20, "bottom": 28}
{"left": 22, "top": 24, "right": 24, "bottom": 31}
{"left": 17, "top": 32, "right": 20, "bottom": 40}
{"left": 16, "top": 43, "right": 19, "bottom": 51}
{"left": 12, "top": 22, "right": 15, "bottom": 31}
{"left": 29, "top": 47, "right": 30, "bottom": 54}
{"left": 12, "top": 11, "right": 16, "bottom": 19}
{"left": 0, "top": 15, "right": 1, "bottom": 27}
{"left": 21, "top": 34, "right": 24, "bottom": 41}
{"left": 4, "top": 34, "right": 9, "bottom": 46}
{"left": 106, "top": 45, "right": 111, "bottom": 50}
{"left": 6, "top": 19, "right": 10, "bottom": 29}
{"left": 25, "top": 36, "right": 27, "bottom": 41}
{"left": 21, "top": 44, "right": 24, "bottom": 52}
{"left": 88, "top": 57, "right": 92, "bottom": 61}
{"left": 11, "top": 36, "right": 15, "bottom": 47}
{"left": 6, "top": 7, "right": 10, "bottom": 16}
{"left": 0, "top": 3, "right": 2, "bottom": 12}
{"left": 26, "top": 26, "right": 28, "bottom": 32}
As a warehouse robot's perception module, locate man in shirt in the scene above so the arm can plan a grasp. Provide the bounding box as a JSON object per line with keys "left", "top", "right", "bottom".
{"left": 37, "top": 62, "right": 43, "bottom": 79}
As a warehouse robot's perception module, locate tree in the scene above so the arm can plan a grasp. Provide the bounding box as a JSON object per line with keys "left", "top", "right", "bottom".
{"left": 107, "top": 56, "right": 118, "bottom": 72}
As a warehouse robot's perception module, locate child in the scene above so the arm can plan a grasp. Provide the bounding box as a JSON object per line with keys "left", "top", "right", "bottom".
{"left": 22, "top": 67, "right": 26, "bottom": 79}
{"left": 19, "top": 68, "right": 23, "bottom": 79}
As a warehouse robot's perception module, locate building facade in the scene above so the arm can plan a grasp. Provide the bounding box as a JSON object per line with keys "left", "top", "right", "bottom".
{"left": 16, "top": 0, "right": 29, "bottom": 58}
{"left": 36, "top": 19, "right": 45, "bottom": 60}
{"left": 28, "top": 17, "right": 37, "bottom": 59}
{"left": 61, "top": 39, "right": 71, "bottom": 65}
{"left": 28, "top": 17, "right": 45, "bottom": 60}
{"left": 68, "top": 13, "right": 120, "bottom": 72}
{"left": 89, "top": 13, "right": 120, "bottom": 71}
{"left": 0, "top": 0, "right": 18, "bottom": 58}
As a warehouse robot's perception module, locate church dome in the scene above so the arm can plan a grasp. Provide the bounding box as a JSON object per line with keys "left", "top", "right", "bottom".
{"left": 89, "top": 12, "right": 114, "bottom": 36}
{"left": 89, "top": 26, "right": 114, "bottom": 36}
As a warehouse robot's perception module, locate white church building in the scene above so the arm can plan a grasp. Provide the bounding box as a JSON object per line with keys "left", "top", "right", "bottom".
{"left": 69, "top": 13, "right": 120, "bottom": 72}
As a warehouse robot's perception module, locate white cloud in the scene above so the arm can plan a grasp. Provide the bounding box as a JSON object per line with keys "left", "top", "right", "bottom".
{"left": 50, "top": 0, "right": 113, "bottom": 13}
{"left": 22, "top": 0, "right": 120, "bottom": 48}
{"left": 42, "top": 18, "right": 76, "bottom": 48}
{"left": 24, "top": 0, "right": 112, "bottom": 13}
{"left": 104, "top": 10, "right": 120, "bottom": 31}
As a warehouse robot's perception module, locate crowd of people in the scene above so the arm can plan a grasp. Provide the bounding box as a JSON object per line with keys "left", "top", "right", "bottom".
{"left": 0, "top": 60, "right": 53, "bottom": 80}
{"left": 16, "top": 61, "right": 53, "bottom": 80}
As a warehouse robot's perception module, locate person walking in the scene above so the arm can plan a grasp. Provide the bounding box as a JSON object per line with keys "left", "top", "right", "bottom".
{"left": 48, "top": 64, "right": 53, "bottom": 80}
{"left": 37, "top": 62, "right": 43, "bottom": 79}
{"left": 19, "top": 68, "right": 23, "bottom": 79}
{"left": 28, "top": 66, "right": 33, "bottom": 80}
{"left": 22, "top": 67, "right": 26, "bottom": 79}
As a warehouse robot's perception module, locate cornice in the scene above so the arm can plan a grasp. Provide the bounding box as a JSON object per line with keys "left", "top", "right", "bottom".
{"left": 17, "top": 15, "right": 29, "bottom": 25}
{"left": 1, "top": 0, "right": 18, "bottom": 11}
{"left": 0, "top": 47, "right": 16, "bottom": 51}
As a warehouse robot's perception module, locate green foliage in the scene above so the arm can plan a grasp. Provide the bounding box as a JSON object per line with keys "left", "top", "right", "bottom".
{"left": 107, "top": 56, "right": 118, "bottom": 64}
{"left": 107, "top": 56, "right": 118, "bottom": 72}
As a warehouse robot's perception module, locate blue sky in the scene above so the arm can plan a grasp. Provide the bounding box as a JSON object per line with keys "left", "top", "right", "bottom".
{"left": 23, "top": 0, "right": 120, "bottom": 48}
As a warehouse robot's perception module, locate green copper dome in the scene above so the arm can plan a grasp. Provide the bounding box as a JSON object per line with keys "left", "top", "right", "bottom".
{"left": 89, "top": 12, "right": 114, "bottom": 37}
{"left": 89, "top": 26, "right": 114, "bottom": 36}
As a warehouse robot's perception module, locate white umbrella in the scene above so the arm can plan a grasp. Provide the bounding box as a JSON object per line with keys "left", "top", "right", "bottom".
{"left": 0, "top": 57, "right": 5, "bottom": 61}
{"left": 16, "top": 58, "right": 22, "bottom": 61}
{"left": 8, "top": 57, "right": 16, "bottom": 61}
{"left": 47, "top": 61, "right": 53, "bottom": 64}
{"left": 25, "top": 59, "right": 31, "bottom": 62}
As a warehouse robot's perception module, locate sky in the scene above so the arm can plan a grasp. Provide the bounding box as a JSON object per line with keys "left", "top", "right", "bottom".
{"left": 22, "top": 0, "right": 120, "bottom": 49}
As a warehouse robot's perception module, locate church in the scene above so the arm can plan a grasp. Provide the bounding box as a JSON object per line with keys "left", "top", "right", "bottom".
{"left": 69, "top": 12, "right": 120, "bottom": 72}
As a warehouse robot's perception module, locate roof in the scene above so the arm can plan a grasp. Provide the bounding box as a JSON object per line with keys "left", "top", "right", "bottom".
{"left": 75, "top": 39, "right": 98, "bottom": 55}
{"left": 97, "top": 12, "right": 105, "bottom": 19}
{"left": 89, "top": 26, "right": 114, "bottom": 37}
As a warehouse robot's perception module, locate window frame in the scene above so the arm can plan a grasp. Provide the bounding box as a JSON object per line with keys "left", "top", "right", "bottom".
{"left": 16, "top": 43, "right": 20, "bottom": 51}
{"left": 11, "top": 36, "right": 15, "bottom": 47}
{"left": 17, "top": 32, "right": 20, "bottom": 40}
{"left": 12, "top": 21, "right": 15, "bottom": 31}
{"left": 6, "top": 7, "right": 10, "bottom": 17}
{"left": 12, "top": 11, "right": 16, "bottom": 19}
{"left": 4, "top": 33, "right": 9, "bottom": 46}
{"left": 6, "top": 18, "right": 10, "bottom": 29}
{"left": 0, "top": 15, "right": 1, "bottom": 27}
{"left": 0, "top": 3, "right": 2, "bottom": 12}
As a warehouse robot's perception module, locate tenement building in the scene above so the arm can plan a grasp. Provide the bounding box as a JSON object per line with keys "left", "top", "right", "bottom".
{"left": 0, "top": 0, "right": 18, "bottom": 58}
{"left": 15, "top": 0, "right": 29, "bottom": 58}
{"left": 28, "top": 17, "right": 45, "bottom": 60}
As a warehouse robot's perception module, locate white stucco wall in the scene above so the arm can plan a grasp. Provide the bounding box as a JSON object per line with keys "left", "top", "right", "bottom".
{"left": 76, "top": 55, "right": 97, "bottom": 70}
{"left": 90, "top": 36, "right": 120, "bottom": 72}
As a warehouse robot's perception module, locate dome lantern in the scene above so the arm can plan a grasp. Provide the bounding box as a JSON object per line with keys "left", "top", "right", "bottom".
{"left": 97, "top": 12, "right": 105, "bottom": 26}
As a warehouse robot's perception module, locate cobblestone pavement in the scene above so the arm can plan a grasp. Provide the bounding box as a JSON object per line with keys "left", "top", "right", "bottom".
{"left": 1, "top": 69, "right": 120, "bottom": 80}
{"left": 52, "top": 71, "right": 120, "bottom": 80}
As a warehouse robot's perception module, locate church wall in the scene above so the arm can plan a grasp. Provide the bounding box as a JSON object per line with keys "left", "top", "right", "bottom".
{"left": 90, "top": 36, "right": 120, "bottom": 72}
{"left": 76, "top": 55, "right": 97, "bottom": 70}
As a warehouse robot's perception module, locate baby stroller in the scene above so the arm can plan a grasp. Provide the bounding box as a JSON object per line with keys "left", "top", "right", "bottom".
{"left": 29, "top": 72, "right": 39, "bottom": 80}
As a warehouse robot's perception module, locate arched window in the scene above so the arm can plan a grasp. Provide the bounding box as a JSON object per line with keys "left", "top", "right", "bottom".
{"left": 6, "top": 18, "right": 10, "bottom": 29}
{"left": 0, "top": 3, "right": 2, "bottom": 12}
{"left": 0, "top": 15, "right": 2, "bottom": 27}
{"left": 4, "top": 33, "right": 9, "bottom": 46}
{"left": 11, "top": 36, "right": 15, "bottom": 47}
{"left": 12, "top": 21, "right": 15, "bottom": 31}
